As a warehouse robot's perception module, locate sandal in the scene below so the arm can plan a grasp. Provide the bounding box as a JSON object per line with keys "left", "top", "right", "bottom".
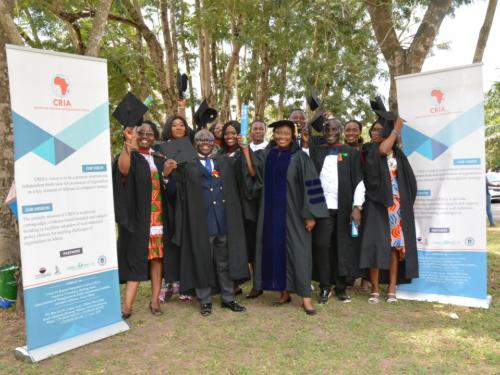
{"left": 368, "top": 292, "right": 380, "bottom": 304}
{"left": 149, "top": 302, "right": 164, "bottom": 316}
{"left": 386, "top": 293, "right": 398, "bottom": 303}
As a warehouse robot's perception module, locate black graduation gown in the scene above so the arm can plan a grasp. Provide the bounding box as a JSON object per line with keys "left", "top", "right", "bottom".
{"left": 360, "top": 142, "right": 418, "bottom": 283}
{"left": 113, "top": 152, "right": 173, "bottom": 283}
{"left": 245, "top": 148, "right": 329, "bottom": 297}
{"left": 172, "top": 156, "right": 250, "bottom": 294}
{"left": 310, "top": 144, "right": 363, "bottom": 279}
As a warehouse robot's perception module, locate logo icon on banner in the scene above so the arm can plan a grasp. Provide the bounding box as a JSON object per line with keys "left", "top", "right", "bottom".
{"left": 52, "top": 75, "right": 70, "bottom": 98}
{"left": 431, "top": 89, "right": 444, "bottom": 105}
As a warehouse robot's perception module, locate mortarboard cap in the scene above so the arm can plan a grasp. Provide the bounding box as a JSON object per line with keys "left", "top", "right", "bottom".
{"left": 112, "top": 92, "right": 148, "bottom": 128}
{"left": 194, "top": 99, "right": 218, "bottom": 129}
{"left": 177, "top": 71, "right": 188, "bottom": 98}
{"left": 158, "top": 137, "right": 197, "bottom": 164}
{"left": 268, "top": 120, "right": 295, "bottom": 133}
{"left": 370, "top": 96, "right": 396, "bottom": 121}
{"left": 306, "top": 89, "right": 321, "bottom": 111}
{"left": 309, "top": 110, "right": 326, "bottom": 132}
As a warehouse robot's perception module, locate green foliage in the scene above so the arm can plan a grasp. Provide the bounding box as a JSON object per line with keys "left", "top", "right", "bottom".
{"left": 485, "top": 82, "right": 500, "bottom": 170}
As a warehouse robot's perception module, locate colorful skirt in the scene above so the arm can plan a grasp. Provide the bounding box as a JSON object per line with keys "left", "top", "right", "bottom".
{"left": 388, "top": 165, "right": 406, "bottom": 260}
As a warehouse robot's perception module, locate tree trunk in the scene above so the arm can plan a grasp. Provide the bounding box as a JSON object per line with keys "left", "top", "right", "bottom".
{"left": 365, "top": 0, "right": 452, "bottom": 111}
{"left": 277, "top": 59, "right": 287, "bottom": 119}
{"left": 85, "top": 0, "right": 113, "bottom": 56}
{"left": 159, "top": 0, "right": 177, "bottom": 99}
{"left": 0, "top": 1, "right": 24, "bottom": 45}
{"left": 219, "top": 17, "right": 243, "bottom": 122}
{"left": 0, "top": 16, "right": 23, "bottom": 315}
{"left": 169, "top": 0, "right": 179, "bottom": 69}
{"left": 254, "top": 47, "right": 271, "bottom": 120}
{"left": 211, "top": 40, "right": 219, "bottom": 102}
{"left": 473, "top": 0, "right": 498, "bottom": 63}
{"left": 178, "top": 1, "right": 196, "bottom": 120}
{"left": 124, "top": 0, "right": 177, "bottom": 114}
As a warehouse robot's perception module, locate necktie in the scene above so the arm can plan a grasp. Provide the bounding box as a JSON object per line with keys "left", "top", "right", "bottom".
{"left": 204, "top": 158, "right": 212, "bottom": 173}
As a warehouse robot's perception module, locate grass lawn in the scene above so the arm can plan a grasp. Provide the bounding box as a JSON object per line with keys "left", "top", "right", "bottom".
{"left": 0, "top": 227, "right": 499, "bottom": 374}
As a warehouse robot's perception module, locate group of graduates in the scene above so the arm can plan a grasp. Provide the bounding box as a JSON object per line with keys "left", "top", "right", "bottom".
{"left": 112, "top": 92, "right": 418, "bottom": 318}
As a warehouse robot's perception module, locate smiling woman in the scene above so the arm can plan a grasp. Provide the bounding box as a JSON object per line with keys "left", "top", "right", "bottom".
{"left": 113, "top": 121, "right": 177, "bottom": 319}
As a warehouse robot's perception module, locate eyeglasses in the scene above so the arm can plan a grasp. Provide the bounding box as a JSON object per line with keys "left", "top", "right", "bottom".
{"left": 195, "top": 138, "right": 215, "bottom": 144}
{"left": 137, "top": 131, "right": 155, "bottom": 138}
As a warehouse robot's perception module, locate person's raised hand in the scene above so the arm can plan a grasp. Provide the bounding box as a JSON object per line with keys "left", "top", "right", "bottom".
{"left": 123, "top": 127, "right": 137, "bottom": 148}
{"left": 394, "top": 116, "right": 405, "bottom": 132}
{"left": 163, "top": 159, "right": 177, "bottom": 177}
{"left": 237, "top": 134, "right": 249, "bottom": 150}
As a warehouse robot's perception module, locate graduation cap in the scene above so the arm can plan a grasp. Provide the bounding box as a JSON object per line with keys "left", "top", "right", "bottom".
{"left": 370, "top": 96, "right": 396, "bottom": 121}
{"left": 158, "top": 137, "right": 197, "bottom": 164}
{"left": 370, "top": 96, "right": 396, "bottom": 137}
{"left": 112, "top": 92, "right": 148, "bottom": 128}
{"left": 309, "top": 110, "right": 326, "bottom": 132}
{"left": 177, "top": 71, "right": 188, "bottom": 98}
{"left": 306, "top": 89, "right": 321, "bottom": 111}
{"left": 193, "top": 99, "right": 218, "bottom": 129}
{"left": 268, "top": 120, "right": 295, "bottom": 133}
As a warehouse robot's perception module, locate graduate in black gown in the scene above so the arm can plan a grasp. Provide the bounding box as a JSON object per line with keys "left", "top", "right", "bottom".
{"left": 155, "top": 115, "right": 192, "bottom": 302}
{"left": 242, "top": 120, "right": 328, "bottom": 315}
{"left": 169, "top": 129, "right": 249, "bottom": 316}
{"left": 218, "top": 120, "right": 261, "bottom": 297}
{"left": 113, "top": 120, "right": 177, "bottom": 319}
{"left": 307, "top": 118, "right": 364, "bottom": 304}
{"left": 360, "top": 99, "right": 418, "bottom": 304}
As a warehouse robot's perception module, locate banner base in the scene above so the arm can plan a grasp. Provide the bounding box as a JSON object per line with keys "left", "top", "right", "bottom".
{"left": 14, "top": 320, "right": 129, "bottom": 363}
{"left": 397, "top": 291, "right": 492, "bottom": 309}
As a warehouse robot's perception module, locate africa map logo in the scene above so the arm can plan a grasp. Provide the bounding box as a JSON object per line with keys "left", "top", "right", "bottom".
{"left": 431, "top": 88, "right": 444, "bottom": 105}
{"left": 52, "top": 74, "right": 70, "bottom": 98}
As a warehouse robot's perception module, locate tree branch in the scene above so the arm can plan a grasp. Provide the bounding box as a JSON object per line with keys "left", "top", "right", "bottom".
{"left": 407, "top": 0, "right": 452, "bottom": 71}
{"left": 473, "top": 0, "right": 498, "bottom": 63}
{"left": 364, "top": 0, "right": 403, "bottom": 68}
{"left": 85, "top": 0, "right": 113, "bottom": 56}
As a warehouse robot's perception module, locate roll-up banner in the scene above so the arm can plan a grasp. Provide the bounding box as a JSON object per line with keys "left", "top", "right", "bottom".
{"left": 5, "top": 45, "right": 128, "bottom": 362}
{"left": 396, "top": 63, "right": 491, "bottom": 308}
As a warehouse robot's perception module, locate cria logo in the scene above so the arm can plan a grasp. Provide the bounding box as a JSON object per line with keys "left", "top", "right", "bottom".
{"left": 430, "top": 88, "right": 445, "bottom": 114}
{"left": 51, "top": 74, "right": 72, "bottom": 107}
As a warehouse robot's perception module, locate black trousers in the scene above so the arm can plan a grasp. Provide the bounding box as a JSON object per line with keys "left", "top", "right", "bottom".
{"left": 313, "top": 209, "right": 347, "bottom": 292}
{"left": 195, "top": 235, "right": 234, "bottom": 304}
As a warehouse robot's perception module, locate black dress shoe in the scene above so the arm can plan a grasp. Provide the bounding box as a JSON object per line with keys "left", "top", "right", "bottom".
{"left": 200, "top": 303, "right": 212, "bottom": 316}
{"left": 245, "top": 289, "right": 263, "bottom": 299}
{"left": 335, "top": 289, "right": 352, "bottom": 303}
{"left": 271, "top": 296, "right": 292, "bottom": 306}
{"left": 318, "top": 288, "right": 332, "bottom": 305}
{"left": 221, "top": 300, "right": 246, "bottom": 312}
{"left": 302, "top": 304, "right": 317, "bottom": 316}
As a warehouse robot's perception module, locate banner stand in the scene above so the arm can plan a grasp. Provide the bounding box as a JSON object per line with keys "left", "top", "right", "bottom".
{"left": 395, "top": 64, "right": 490, "bottom": 308}
{"left": 15, "top": 320, "right": 129, "bottom": 362}
{"left": 398, "top": 291, "right": 491, "bottom": 309}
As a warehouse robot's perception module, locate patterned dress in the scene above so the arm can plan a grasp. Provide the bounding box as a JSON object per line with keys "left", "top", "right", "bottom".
{"left": 140, "top": 153, "right": 164, "bottom": 260}
{"left": 387, "top": 152, "right": 405, "bottom": 260}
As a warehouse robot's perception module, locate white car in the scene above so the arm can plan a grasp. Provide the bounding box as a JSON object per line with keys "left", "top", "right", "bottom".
{"left": 487, "top": 172, "right": 500, "bottom": 201}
